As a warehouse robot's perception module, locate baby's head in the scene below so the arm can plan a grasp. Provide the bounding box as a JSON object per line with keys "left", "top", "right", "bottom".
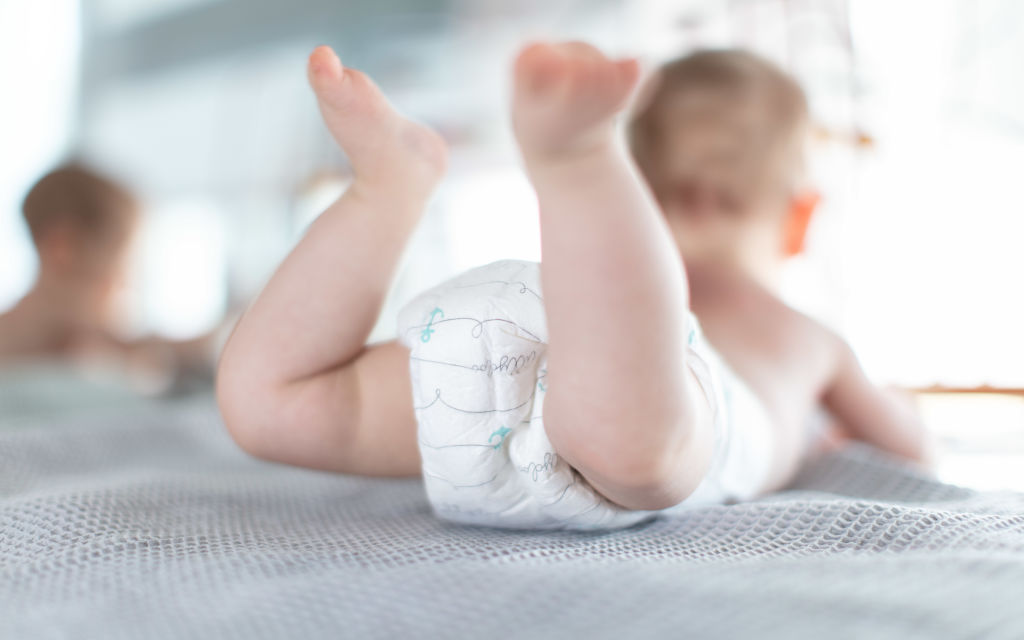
{"left": 629, "top": 49, "right": 816, "bottom": 281}
{"left": 22, "top": 164, "right": 139, "bottom": 320}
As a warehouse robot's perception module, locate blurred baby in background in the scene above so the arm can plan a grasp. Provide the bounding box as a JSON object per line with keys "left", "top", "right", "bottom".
{"left": 0, "top": 165, "right": 216, "bottom": 391}
{"left": 0, "top": 165, "right": 137, "bottom": 360}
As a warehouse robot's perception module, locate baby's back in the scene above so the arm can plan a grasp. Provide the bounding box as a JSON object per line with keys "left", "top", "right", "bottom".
{"left": 688, "top": 265, "right": 844, "bottom": 488}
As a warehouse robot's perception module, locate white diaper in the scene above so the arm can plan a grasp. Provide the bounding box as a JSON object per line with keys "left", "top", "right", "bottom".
{"left": 397, "top": 259, "right": 774, "bottom": 530}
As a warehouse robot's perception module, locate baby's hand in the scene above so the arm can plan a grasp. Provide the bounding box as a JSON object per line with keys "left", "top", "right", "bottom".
{"left": 823, "top": 344, "right": 935, "bottom": 469}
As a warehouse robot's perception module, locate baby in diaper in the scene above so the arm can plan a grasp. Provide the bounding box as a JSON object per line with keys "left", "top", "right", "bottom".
{"left": 217, "top": 42, "right": 934, "bottom": 530}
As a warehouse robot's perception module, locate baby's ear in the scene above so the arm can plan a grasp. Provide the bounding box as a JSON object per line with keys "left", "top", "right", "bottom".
{"left": 782, "top": 190, "right": 820, "bottom": 257}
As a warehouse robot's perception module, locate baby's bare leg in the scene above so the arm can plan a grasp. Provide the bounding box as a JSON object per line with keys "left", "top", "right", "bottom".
{"left": 217, "top": 46, "right": 446, "bottom": 473}
{"left": 511, "top": 43, "right": 714, "bottom": 510}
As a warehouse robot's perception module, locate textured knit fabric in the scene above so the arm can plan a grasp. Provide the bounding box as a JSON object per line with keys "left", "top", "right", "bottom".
{"left": 2, "top": 395, "right": 1023, "bottom": 639}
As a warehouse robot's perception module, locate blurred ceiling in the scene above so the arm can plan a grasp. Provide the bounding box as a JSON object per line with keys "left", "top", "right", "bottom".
{"left": 85, "top": 0, "right": 450, "bottom": 81}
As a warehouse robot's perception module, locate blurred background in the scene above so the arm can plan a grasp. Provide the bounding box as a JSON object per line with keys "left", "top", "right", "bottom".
{"left": 1, "top": 0, "right": 1022, "bottom": 487}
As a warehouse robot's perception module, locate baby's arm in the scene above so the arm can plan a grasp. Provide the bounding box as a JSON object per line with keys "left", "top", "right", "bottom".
{"left": 216, "top": 47, "right": 446, "bottom": 476}
{"left": 821, "top": 341, "right": 936, "bottom": 466}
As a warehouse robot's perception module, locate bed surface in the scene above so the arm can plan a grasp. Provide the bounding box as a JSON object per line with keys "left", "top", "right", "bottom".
{"left": 2, "top": 395, "right": 1023, "bottom": 639}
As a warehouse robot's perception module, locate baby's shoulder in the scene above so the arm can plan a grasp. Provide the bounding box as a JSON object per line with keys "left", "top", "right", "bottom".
{"left": 728, "top": 282, "right": 846, "bottom": 370}
{"left": 766, "top": 299, "right": 853, "bottom": 385}
{"left": 691, "top": 268, "right": 847, "bottom": 367}
{"left": 729, "top": 276, "right": 836, "bottom": 342}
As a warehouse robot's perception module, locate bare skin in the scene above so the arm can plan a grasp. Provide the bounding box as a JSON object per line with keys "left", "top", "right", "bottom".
{"left": 217, "top": 45, "right": 445, "bottom": 477}
{"left": 217, "top": 42, "right": 931, "bottom": 513}
{"left": 0, "top": 290, "right": 81, "bottom": 359}
{"left": 686, "top": 265, "right": 932, "bottom": 492}
{"left": 512, "top": 43, "right": 715, "bottom": 509}
{"left": 1, "top": 243, "right": 219, "bottom": 381}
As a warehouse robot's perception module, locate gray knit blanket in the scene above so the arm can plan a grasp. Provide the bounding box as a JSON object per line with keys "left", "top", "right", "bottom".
{"left": 2, "top": 395, "right": 1023, "bottom": 639}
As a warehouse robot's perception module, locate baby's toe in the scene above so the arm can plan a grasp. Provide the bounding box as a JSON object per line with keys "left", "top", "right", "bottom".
{"left": 515, "top": 43, "right": 567, "bottom": 94}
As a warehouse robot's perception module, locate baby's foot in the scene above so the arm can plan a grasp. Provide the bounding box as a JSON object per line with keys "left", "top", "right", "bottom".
{"left": 307, "top": 46, "right": 447, "bottom": 198}
{"left": 512, "top": 42, "right": 640, "bottom": 163}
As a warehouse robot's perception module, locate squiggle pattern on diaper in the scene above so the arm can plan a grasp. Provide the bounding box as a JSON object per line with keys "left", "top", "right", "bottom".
{"left": 411, "top": 351, "right": 538, "bottom": 377}
{"left": 546, "top": 476, "right": 581, "bottom": 508}
{"left": 413, "top": 387, "right": 537, "bottom": 415}
{"left": 419, "top": 307, "right": 444, "bottom": 342}
{"left": 518, "top": 452, "right": 557, "bottom": 481}
{"left": 406, "top": 314, "right": 545, "bottom": 416}
{"left": 418, "top": 416, "right": 542, "bottom": 451}
{"left": 488, "top": 426, "right": 512, "bottom": 449}
{"left": 408, "top": 308, "right": 546, "bottom": 466}
{"left": 452, "top": 280, "right": 544, "bottom": 302}
{"left": 423, "top": 461, "right": 509, "bottom": 489}
{"left": 404, "top": 316, "right": 545, "bottom": 343}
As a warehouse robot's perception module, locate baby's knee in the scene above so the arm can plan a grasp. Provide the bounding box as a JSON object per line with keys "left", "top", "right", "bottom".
{"left": 543, "top": 391, "right": 715, "bottom": 511}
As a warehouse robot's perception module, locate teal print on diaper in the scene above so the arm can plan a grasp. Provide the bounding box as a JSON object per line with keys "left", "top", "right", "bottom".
{"left": 488, "top": 426, "right": 511, "bottom": 449}
{"left": 537, "top": 368, "right": 547, "bottom": 392}
{"left": 420, "top": 307, "right": 444, "bottom": 343}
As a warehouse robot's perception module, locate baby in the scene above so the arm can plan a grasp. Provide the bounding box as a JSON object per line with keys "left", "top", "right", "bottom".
{"left": 0, "top": 164, "right": 217, "bottom": 384}
{"left": 0, "top": 165, "right": 139, "bottom": 361}
{"left": 217, "top": 42, "right": 932, "bottom": 529}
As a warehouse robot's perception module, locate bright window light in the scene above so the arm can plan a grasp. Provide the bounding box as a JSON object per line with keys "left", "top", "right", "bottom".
{"left": 441, "top": 163, "right": 541, "bottom": 272}
{"left": 0, "top": 0, "right": 80, "bottom": 311}
{"left": 131, "top": 199, "right": 227, "bottom": 339}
